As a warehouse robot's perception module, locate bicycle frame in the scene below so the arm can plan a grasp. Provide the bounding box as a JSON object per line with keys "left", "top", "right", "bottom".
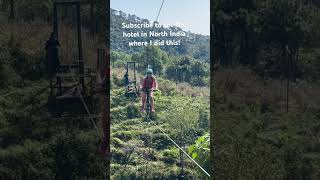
{"left": 145, "top": 89, "right": 152, "bottom": 115}
{"left": 140, "top": 88, "right": 157, "bottom": 115}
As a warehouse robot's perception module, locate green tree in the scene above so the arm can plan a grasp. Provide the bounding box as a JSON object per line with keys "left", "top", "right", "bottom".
{"left": 133, "top": 45, "right": 168, "bottom": 75}
{"left": 190, "top": 60, "right": 209, "bottom": 86}
{"left": 165, "top": 56, "right": 209, "bottom": 86}
{"left": 16, "top": 0, "right": 52, "bottom": 21}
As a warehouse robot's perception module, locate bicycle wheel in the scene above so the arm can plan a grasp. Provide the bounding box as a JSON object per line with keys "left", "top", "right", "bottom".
{"left": 145, "top": 91, "right": 151, "bottom": 115}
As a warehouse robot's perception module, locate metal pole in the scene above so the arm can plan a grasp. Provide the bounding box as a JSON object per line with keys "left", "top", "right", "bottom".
{"left": 134, "top": 62, "right": 136, "bottom": 88}
{"left": 90, "top": 0, "right": 94, "bottom": 35}
{"left": 9, "top": 0, "right": 14, "bottom": 21}
{"left": 178, "top": 147, "right": 184, "bottom": 180}
{"left": 105, "top": 0, "right": 109, "bottom": 47}
{"left": 104, "top": 1, "right": 110, "bottom": 179}
{"left": 76, "top": 2, "right": 84, "bottom": 90}
{"left": 286, "top": 45, "right": 291, "bottom": 113}
{"left": 175, "top": 68, "right": 178, "bottom": 89}
{"left": 53, "top": 4, "right": 58, "bottom": 38}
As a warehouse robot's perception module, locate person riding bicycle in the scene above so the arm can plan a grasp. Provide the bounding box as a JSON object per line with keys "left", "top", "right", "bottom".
{"left": 140, "top": 68, "right": 157, "bottom": 112}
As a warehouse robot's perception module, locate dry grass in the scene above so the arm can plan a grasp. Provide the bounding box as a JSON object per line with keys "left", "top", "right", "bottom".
{"left": 0, "top": 20, "right": 100, "bottom": 69}
{"left": 213, "top": 67, "right": 320, "bottom": 113}
{"left": 112, "top": 67, "right": 210, "bottom": 97}
{"left": 176, "top": 82, "right": 209, "bottom": 97}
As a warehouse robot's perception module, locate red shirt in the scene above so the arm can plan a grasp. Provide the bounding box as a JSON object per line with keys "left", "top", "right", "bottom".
{"left": 142, "top": 76, "right": 156, "bottom": 89}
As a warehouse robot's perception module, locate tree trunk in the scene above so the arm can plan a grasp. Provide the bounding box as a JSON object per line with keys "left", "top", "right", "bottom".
{"left": 248, "top": 29, "right": 257, "bottom": 66}
{"left": 8, "top": 0, "right": 14, "bottom": 21}
{"left": 293, "top": 47, "right": 299, "bottom": 81}
{"left": 214, "top": 23, "right": 229, "bottom": 67}
{"left": 90, "top": 0, "right": 95, "bottom": 35}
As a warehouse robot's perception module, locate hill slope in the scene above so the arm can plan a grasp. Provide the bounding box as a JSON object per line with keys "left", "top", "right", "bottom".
{"left": 110, "top": 8, "right": 210, "bottom": 62}
{"left": 110, "top": 68, "right": 211, "bottom": 179}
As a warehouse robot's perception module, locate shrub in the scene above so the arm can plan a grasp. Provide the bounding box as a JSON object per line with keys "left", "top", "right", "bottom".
{"left": 112, "top": 130, "right": 139, "bottom": 141}
{"left": 112, "top": 73, "right": 124, "bottom": 87}
{"left": 0, "top": 140, "right": 53, "bottom": 180}
{"left": 126, "top": 104, "right": 140, "bottom": 119}
{"left": 157, "top": 78, "right": 177, "bottom": 96}
{"left": 111, "top": 107, "right": 127, "bottom": 122}
{"left": 47, "top": 133, "right": 91, "bottom": 179}
{"left": 111, "top": 137, "right": 126, "bottom": 148}
{"left": 151, "top": 133, "right": 173, "bottom": 150}
{"left": 162, "top": 148, "right": 179, "bottom": 165}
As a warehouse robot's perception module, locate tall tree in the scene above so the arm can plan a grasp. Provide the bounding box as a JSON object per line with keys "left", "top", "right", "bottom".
{"left": 132, "top": 45, "right": 168, "bottom": 75}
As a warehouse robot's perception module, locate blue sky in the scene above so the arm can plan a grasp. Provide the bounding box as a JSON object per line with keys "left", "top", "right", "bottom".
{"left": 111, "top": 0, "right": 210, "bottom": 35}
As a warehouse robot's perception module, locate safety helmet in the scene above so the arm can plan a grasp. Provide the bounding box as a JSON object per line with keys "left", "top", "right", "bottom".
{"left": 146, "top": 68, "right": 153, "bottom": 74}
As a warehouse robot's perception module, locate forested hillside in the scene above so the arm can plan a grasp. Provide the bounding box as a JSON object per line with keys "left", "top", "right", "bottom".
{"left": 211, "top": 0, "right": 320, "bottom": 179}
{"left": 110, "top": 8, "right": 210, "bottom": 62}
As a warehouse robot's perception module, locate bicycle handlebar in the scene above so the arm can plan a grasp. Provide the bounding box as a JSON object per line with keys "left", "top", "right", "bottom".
{"left": 139, "top": 89, "right": 158, "bottom": 91}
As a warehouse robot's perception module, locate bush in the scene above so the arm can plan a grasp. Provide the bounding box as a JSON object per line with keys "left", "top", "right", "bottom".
{"left": 111, "top": 137, "right": 126, "bottom": 148}
{"left": 198, "top": 109, "right": 209, "bottom": 130}
{"left": 111, "top": 107, "right": 127, "bottom": 122}
{"left": 111, "top": 148, "right": 126, "bottom": 163}
{"left": 112, "top": 73, "right": 124, "bottom": 87}
{"left": 0, "top": 64, "right": 20, "bottom": 87}
{"left": 162, "top": 148, "right": 179, "bottom": 165}
{"left": 157, "top": 78, "right": 177, "bottom": 96}
{"left": 152, "top": 133, "right": 173, "bottom": 150}
{"left": 0, "top": 140, "right": 53, "bottom": 180}
{"left": 126, "top": 104, "right": 140, "bottom": 119}
{"left": 47, "top": 133, "right": 92, "bottom": 179}
{"left": 7, "top": 35, "right": 46, "bottom": 81}
{"left": 112, "top": 130, "right": 139, "bottom": 141}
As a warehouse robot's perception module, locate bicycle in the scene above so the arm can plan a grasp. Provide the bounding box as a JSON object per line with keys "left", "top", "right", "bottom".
{"left": 140, "top": 88, "right": 157, "bottom": 116}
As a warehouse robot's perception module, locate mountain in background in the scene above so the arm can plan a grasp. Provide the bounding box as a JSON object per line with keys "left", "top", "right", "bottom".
{"left": 110, "top": 8, "right": 210, "bottom": 62}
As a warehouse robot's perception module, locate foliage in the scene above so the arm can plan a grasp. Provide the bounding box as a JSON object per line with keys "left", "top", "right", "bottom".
{"left": 157, "top": 96, "right": 203, "bottom": 145}
{"left": 212, "top": 0, "right": 320, "bottom": 81}
{"left": 188, "top": 133, "right": 211, "bottom": 178}
{"left": 111, "top": 48, "right": 210, "bottom": 87}
{"left": 165, "top": 55, "right": 209, "bottom": 86}
{"left": 212, "top": 67, "right": 320, "bottom": 179}
{"left": 126, "top": 103, "right": 141, "bottom": 119}
{"left": 16, "top": 0, "right": 52, "bottom": 21}
{"left": 111, "top": 50, "right": 131, "bottom": 68}
{"left": 131, "top": 45, "right": 169, "bottom": 75}
{"left": 110, "top": 8, "right": 210, "bottom": 62}
{"left": 210, "top": 5, "right": 320, "bottom": 178}
{"left": 161, "top": 148, "right": 179, "bottom": 165}
{"left": 0, "top": 140, "right": 53, "bottom": 180}
{"left": 110, "top": 66, "right": 210, "bottom": 178}
{"left": 0, "top": 18, "right": 107, "bottom": 179}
